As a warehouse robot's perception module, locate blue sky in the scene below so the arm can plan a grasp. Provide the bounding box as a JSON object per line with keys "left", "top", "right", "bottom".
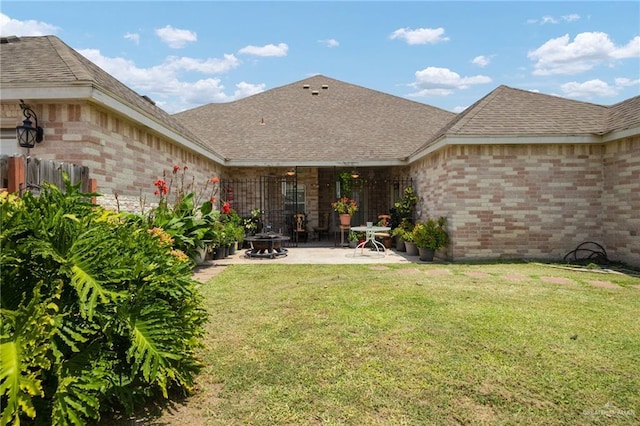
{"left": 2, "top": 1, "right": 639, "bottom": 114}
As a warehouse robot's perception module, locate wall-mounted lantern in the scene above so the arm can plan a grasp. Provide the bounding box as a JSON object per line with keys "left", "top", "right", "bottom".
{"left": 16, "top": 100, "right": 44, "bottom": 148}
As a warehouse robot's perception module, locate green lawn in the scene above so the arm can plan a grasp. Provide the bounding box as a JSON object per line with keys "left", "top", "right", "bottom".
{"left": 152, "top": 263, "right": 640, "bottom": 425}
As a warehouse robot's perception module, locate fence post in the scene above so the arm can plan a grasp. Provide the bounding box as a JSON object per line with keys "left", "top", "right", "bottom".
{"left": 8, "top": 156, "right": 25, "bottom": 194}
{"left": 89, "top": 178, "right": 98, "bottom": 203}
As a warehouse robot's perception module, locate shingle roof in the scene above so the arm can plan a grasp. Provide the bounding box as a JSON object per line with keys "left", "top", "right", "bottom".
{"left": 0, "top": 35, "right": 218, "bottom": 157}
{"left": 173, "top": 75, "right": 456, "bottom": 164}
{"left": 3, "top": 36, "right": 637, "bottom": 167}
{"left": 439, "top": 85, "right": 609, "bottom": 137}
{"left": 605, "top": 94, "right": 640, "bottom": 133}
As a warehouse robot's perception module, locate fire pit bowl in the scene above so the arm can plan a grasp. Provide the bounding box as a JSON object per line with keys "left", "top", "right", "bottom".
{"left": 244, "top": 232, "right": 290, "bottom": 259}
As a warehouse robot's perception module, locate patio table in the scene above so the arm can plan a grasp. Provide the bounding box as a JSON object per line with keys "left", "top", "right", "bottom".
{"left": 350, "top": 225, "right": 391, "bottom": 257}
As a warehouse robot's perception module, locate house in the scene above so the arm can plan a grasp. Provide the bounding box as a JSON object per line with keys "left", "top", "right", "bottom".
{"left": 1, "top": 35, "right": 638, "bottom": 266}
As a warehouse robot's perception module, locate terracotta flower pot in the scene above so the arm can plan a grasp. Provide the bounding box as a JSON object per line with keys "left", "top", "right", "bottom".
{"left": 339, "top": 214, "right": 351, "bottom": 226}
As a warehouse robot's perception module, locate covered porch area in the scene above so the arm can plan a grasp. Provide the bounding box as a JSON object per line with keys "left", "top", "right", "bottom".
{"left": 220, "top": 166, "right": 413, "bottom": 246}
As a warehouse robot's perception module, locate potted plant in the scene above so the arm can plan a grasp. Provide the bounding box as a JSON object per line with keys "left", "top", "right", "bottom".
{"left": 390, "top": 218, "right": 414, "bottom": 252}
{"left": 391, "top": 186, "right": 418, "bottom": 227}
{"left": 348, "top": 230, "right": 359, "bottom": 248}
{"left": 331, "top": 196, "right": 358, "bottom": 226}
{"left": 403, "top": 226, "right": 419, "bottom": 256}
{"left": 412, "top": 217, "right": 449, "bottom": 261}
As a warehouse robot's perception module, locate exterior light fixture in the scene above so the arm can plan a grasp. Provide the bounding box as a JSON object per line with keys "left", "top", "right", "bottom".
{"left": 16, "top": 100, "right": 44, "bottom": 148}
{"left": 285, "top": 168, "right": 296, "bottom": 177}
{"left": 351, "top": 170, "right": 360, "bottom": 179}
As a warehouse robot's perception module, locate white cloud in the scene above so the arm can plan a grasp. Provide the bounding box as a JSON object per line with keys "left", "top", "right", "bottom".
{"left": 77, "top": 48, "right": 241, "bottom": 113}
{"left": 614, "top": 77, "right": 640, "bottom": 87}
{"left": 561, "top": 77, "right": 640, "bottom": 100}
{"left": 471, "top": 55, "right": 491, "bottom": 68}
{"left": 389, "top": 27, "right": 449, "bottom": 45}
{"left": 528, "top": 14, "right": 580, "bottom": 25}
{"left": 560, "top": 79, "right": 618, "bottom": 98}
{"left": 155, "top": 25, "right": 197, "bottom": 49}
{"left": 233, "top": 81, "right": 266, "bottom": 98}
{"left": 0, "top": 13, "right": 59, "bottom": 36}
{"left": 610, "top": 35, "right": 640, "bottom": 59}
{"left": 320, "top": 38, "right": 339, "bottom": 48}
{"left": 541, "top": 16, "right": 559, "bottom": 25}
{"left": 406, "top": 67, "right": 491, "bottom": 98}
{"left": 124, "top": 32, "right": 140, "bottom": 45}
{"left": 238, "top": 43, "right": 288, "bottom": 57}
{"left": 528, "top": 32, "right": 640, "bottom": 76}
{"left": 162, "top": 54, "right": 239, "bottom": 74}
{"left": 563, "top": 14, "right": 581, "bottom": 23}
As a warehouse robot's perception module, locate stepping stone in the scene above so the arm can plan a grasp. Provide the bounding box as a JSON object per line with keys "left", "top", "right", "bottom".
{"left": 542, "top": 276, "right": 575, "bottom": 285}
{"left": 425, "top": 268, "right": 451, "bottom": 276}
{"left": 504, "top": 273, "right": 528, "bottom": 281}
{"left": 465, "top": 271, "right": 489, "bottom": 278}
{"left": 588, "top": 280, "right": 620, "bottom": 289}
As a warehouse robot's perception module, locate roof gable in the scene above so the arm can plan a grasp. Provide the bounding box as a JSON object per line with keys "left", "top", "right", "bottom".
{"left": 442, "top": 85, "right": 609, "bottom": 137}
{"left": 174, "top": 75, "right": 456, "bottom": 164}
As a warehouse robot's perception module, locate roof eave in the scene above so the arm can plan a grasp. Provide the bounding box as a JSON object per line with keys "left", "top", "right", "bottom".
{"left": 1, "top": 84, "right": 226, "bottom": 165}
{"left": 601, "top": 124, "right": 640, "bottom": 142}
{"left": 225, "top": 158, "right": 409, "bottom": 168}
{"left": 408, "top": 133, "right": 605, "bottom": 163}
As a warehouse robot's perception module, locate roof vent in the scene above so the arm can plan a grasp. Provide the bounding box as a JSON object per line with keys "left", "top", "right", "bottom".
{"left": 311, "top": 90, "right": 319, "bottom": 95}
{"left": 322, "top": 85, "right": 328, "bottom": 90}
{"left": 303, "top": 84, "right": 310, "bottom": 89}
{"left": 0, "top": 36, "right": 20, "bottom": 44}
{"left": 141, "top": 95, "right": 156, "bottom": 105}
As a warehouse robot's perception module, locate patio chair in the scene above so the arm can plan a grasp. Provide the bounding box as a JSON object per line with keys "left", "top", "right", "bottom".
{"left": 313, "top": 212, "right": 330, "bottom": 241}
{"left": 374, "top": 214, "right": 392, "bottom": 249}
{"left": 293, "top": 213, "right": 308, "bottom": 243}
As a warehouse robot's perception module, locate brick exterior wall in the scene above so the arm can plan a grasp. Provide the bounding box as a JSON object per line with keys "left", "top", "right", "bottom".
{"left": 602, "top": 136, "right": 640, "bottom": 266}
{"left": 4, "top": 100, "right": 637, "bottom": 266}
{"left": 2, "top": 101, "right": 224, "bottom": 214}
{"left": 411, "top": 139, "right": 639, "bottom": 267}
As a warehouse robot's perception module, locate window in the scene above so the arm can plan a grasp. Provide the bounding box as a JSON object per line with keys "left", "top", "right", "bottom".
{"left": 283, "top": 182, "right": 306, "bottom": 214}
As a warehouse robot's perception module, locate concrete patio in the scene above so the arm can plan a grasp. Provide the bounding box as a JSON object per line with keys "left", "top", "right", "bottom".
{"left": 191, "top": 241, "right": 432, "bottom": 282}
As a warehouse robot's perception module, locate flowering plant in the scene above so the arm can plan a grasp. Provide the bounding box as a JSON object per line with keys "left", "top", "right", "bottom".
{"left": 331, "top": 196, "right": 358, "bottom": 215}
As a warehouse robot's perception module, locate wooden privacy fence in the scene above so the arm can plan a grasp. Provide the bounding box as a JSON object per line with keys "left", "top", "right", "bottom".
{"left": 0, "top": 155, "right": 96, "bottom": 196}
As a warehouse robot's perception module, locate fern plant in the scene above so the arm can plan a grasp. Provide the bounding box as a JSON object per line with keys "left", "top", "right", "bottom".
{"left": 0, "top": 176, "right": 206, "bottom": 425}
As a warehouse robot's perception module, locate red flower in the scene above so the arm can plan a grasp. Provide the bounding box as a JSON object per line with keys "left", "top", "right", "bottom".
{"left": 154, "top": 178, "right": 168, "bottom": 196}
{"left": 211, "top": 197, "right": 216, "bottom": 204}
{"left": 222, "top": 202, "right": 231, "bottom": 214}
{"left": 173, "top": 165, "right": 180, "bottom": 173}
{"left": 210, "top": 176, "right": 219, "bottom": 184}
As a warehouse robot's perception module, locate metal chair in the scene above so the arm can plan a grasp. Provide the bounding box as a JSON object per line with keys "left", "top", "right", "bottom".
{"left": 293, "top": 213, "right": 308, "bottom": 243}
{"left": 374, "top": 214, "right": 392, "bottom": 249}
{"left": 313, "top": 212, "right": 330, "bottom": 241}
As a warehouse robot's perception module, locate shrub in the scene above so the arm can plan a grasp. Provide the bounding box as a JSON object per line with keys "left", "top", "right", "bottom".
{"left": 411, "top": 217, "right": 449, "bottom": 250}
{"left": 0, "top": 176, "right": 207, "bottom": 425}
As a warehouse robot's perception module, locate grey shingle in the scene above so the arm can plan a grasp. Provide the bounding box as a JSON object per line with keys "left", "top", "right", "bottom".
{"left": 173, "top": 75, "right": 456, "bottom": 163}
{"left": 442, "top": 85, "right": 609, "bottom": 137}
